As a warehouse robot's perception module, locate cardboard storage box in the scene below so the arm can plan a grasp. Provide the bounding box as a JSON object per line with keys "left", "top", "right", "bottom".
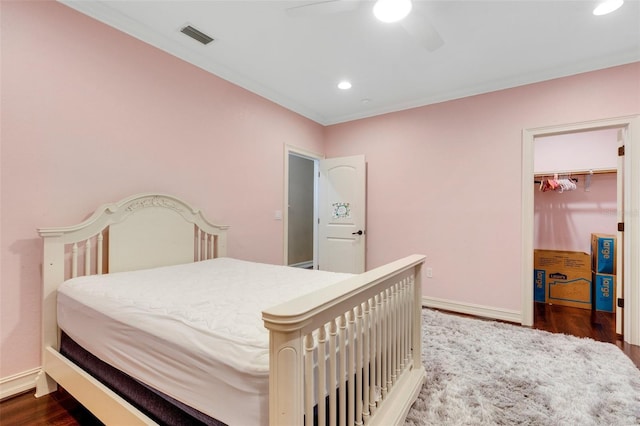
{"left": 593, "top": 273, "right": 616, "bottom": 312}
{"left": 534, "top": 268, "right": 546, "bottom": 303}
{"left": 591, "top": 233, "right": 616, "bottom": 274}
{"left": 534, "top": 250, "right": 592, "bottom": 309}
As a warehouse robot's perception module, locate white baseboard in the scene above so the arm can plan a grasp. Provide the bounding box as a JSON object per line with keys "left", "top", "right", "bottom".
{"left": 422, "top": 296, "right": 522, "bottom": 324}
{"left": 0, "top": 367, "right": 40, "bottom": 401}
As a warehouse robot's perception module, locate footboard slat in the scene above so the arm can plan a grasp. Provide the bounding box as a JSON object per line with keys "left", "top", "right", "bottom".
{"left": 263, "top": 255, "right": 426, "bottom": 426}
{"left": 304, "top": 335, "right": 314, "bottom": 426}
{"left": 390, "top": 285, "right": 397, "bottom": 387}
{"left": 329, "top": 320, "right": 338, "bottom": 426}
{"left": 347, "top": 310, "right": 356, "bottom": 426}
{"left": 317, "top": 326, "right": 327, "bottom": 426}
{"left": 355, "top": 305, "right": 363, "bottom": 426}
{"left": 362, "top": 301, "right": 371, "bottom": 423}
{"left": 338, "top": 314, "right": 347, "bottom": 426}
{"left": 381, "top": 290, "right": 388, "bottom": 399}
{"left": 370, "top": 296, "right": 379, "bottom": 418}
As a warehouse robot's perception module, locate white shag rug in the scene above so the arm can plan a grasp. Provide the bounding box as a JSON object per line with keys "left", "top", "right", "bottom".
{"left": 405, "top": 309, "right": 640, "bottom": 425}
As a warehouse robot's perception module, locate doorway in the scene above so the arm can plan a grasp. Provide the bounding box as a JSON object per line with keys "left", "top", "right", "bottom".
{"left": 284, "top": 147, "right": 368, "bottom": 273}
{"left": 521, "top": 115, "right": 640, "bottom": 346}
{"left": 284, "top": 146, "right": 321, "bottom": 269}
{"left": 533, "top": 128, "right": 620, "bottom": 335}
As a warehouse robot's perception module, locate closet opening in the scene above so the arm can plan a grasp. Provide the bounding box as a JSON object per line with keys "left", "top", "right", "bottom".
{"left": 533, "top": 128, "right": 620, "bottom": 339}
{"left": 522, "top": 115, "right": 640, "bottom": 347}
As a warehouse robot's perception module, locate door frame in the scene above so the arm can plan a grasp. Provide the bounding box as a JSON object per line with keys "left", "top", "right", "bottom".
{"left": 521, "top": 115, "right": 640, "bottom": 345}
{"left": 283, "top": 144, "right": 323, "bottom": 268}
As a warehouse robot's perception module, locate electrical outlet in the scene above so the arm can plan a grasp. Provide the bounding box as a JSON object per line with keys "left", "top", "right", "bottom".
{"left": 426, "top": 267, "right": 433, "bottom": 278}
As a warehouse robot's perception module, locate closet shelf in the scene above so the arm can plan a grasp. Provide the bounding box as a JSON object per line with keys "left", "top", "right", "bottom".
{"left": 533, "top": 167, "right": 617, "bottom": 178}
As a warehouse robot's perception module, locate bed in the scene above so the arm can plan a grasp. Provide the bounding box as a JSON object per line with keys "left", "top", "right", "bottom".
{"left": 35, "top": 193, "right": 426, "bottom": 425}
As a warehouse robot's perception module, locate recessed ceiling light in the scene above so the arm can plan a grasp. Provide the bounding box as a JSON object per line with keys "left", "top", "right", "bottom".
{"left": 338, "top": 81, "right": 352, "bottom": 90}
{"left": 373, "top": 0, "right": 412, "bottom": 23}
{"left": 593, "top": 0, "right": 624, "bottom": 15}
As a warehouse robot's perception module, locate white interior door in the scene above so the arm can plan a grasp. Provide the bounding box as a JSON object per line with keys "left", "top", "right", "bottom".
{"left": 318, "top": 155, "right": 366, "bottom": 273}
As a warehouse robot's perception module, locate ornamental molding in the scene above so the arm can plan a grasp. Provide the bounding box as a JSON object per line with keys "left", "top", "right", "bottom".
{"left": 124, "top": 196, "right": 185, "bottom": 213}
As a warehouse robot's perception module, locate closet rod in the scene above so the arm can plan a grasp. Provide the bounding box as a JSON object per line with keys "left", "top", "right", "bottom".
{"left": 534, "top": 167, "right": 617, "bottom": 178}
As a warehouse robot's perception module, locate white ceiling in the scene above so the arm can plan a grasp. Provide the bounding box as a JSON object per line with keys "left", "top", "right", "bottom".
{"left": 59, "top": 0, "right": 640, "bottom": 125}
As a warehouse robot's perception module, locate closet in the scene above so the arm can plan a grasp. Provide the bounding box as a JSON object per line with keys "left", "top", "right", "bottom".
{"left": 533, "top": 128, "right": 620, "bottom": 331}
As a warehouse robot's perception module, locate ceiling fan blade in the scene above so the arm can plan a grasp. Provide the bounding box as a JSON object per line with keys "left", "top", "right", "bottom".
{"left": 400, "top": 10, "right": 444, "bottom": 52}
{"left": 285, "top": 0, "right": 362, "bottom": 18}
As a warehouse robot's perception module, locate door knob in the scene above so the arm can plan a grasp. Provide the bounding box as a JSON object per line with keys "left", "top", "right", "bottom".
{"left": 352, "top": 230, "right": 363, "bottom": 235}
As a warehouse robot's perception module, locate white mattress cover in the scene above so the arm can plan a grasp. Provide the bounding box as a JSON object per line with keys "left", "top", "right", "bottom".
{"left": 57, "top": 257, "right": 353, "bottom": 426}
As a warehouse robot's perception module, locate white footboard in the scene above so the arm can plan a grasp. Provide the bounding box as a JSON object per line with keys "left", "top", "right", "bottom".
{"left": 262, "top": 255, "right": 426, "bottom": 426}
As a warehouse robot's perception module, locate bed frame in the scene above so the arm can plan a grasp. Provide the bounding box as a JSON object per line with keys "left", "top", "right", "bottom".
{"left": 35, "top": 193, "right": 426, "bottom": 425}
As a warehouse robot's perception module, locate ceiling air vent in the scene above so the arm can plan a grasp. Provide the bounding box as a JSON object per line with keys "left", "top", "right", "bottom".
{"left": 180, "top": 25, "right": 214, "bottom": 45}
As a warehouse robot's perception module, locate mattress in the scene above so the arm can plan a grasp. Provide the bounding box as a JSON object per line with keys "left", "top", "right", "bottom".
{"left": 57, "top": 257, "right": 353, "bottom": 426}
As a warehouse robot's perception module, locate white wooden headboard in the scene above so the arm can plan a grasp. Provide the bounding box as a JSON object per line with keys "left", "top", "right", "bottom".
{"left": 39, "top": 193, "right": 228, "bottom": 275}
{"left": 106, "top": 195, "right": 228, "bottom": 272}
{"left": 37, "top": 193, "right": 229, "bottom": 374}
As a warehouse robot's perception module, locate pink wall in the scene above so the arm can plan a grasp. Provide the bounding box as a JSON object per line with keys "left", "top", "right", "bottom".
{"left": 535, "top": 174, "right": 617, "bottom": 253}
{"left": 0, "top": 1, "right": 324, "bottom": 378}
{"left": 535, "top": 129, "right": 619, "bottom": 173}
{"left": 324, "top": 62, "right": 639, "bottom": 312}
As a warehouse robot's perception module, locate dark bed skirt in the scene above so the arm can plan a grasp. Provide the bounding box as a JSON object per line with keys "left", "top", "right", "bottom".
{"left": 59, "top": 331, "right": 227, "bottom": 426}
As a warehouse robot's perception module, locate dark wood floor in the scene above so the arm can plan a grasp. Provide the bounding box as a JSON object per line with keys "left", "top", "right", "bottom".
{"left": 0, "top": 386, "right": 103, "bottom": 426}
{"left": 1, "top": 303, "right": 638, "bottom": 425}
{"left": 533, "top": 302, "right": 640, "bottom": 368}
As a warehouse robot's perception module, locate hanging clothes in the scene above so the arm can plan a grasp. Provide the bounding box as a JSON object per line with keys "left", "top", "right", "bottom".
{"left": 538, "top": 174, "right": 577, "bottom": 193}
{"left": 540, "top": 174, "right": 559, "bottom": 192}
{"left": 556, "top": 178, "right": 577, "bottom": 192}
